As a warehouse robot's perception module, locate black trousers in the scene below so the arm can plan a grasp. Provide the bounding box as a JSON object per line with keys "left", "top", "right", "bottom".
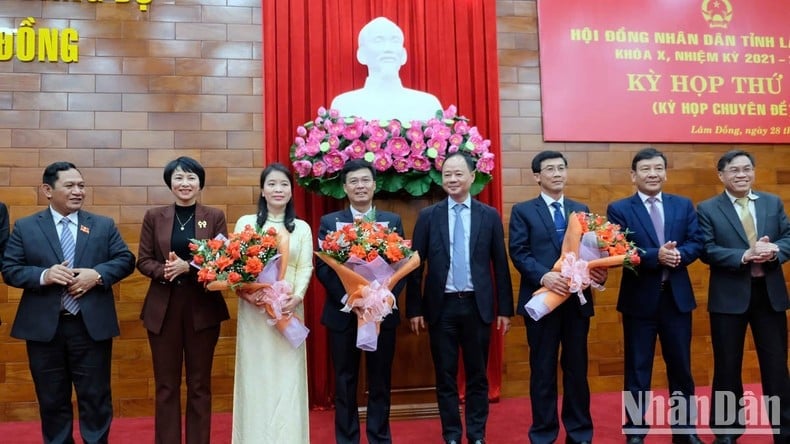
{"left": 428, "top": 295, "right": 491, "bottom": 443}
{"left": 709, "top": 278, "right": 790, "bottom": 440}
{"left": 328, "top": 321, "right": 397, "bottom": 444}
{"left": 27, "top": 313, "right": 113, "bottom": 444}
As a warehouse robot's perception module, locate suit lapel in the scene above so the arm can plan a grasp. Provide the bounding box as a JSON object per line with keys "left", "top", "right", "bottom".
{"left": 158, "top": 206, "right": 175, "bottom": 255}
{"left": 37, "top": 210, "right": 63, "bottom": 262}
{"left": 754, "top": 192, "right": 767, "bottom": 238}
{"left": 662, "top": 194, "right": 675, "bottom": 242}
{"left": 629, "top": 194, "right": 661, "bottom": 247}
{"left": 437, "top": 200, "right": 451, "bottom": 258}
{"left": 534, "top": 198, "right": 559, "bottom": 250}
{"left": 74, "top": 211, "right": 91, "bottom": 266}
{"left": 715, "top": 192, "right": 750, "bottom": 245}
{"left": 469, "top": 200, "right": 482, "bottom": 257}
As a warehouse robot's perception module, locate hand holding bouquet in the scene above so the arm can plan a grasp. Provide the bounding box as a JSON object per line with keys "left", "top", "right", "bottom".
{"left": 316, "top": 218, "right": 420, "bottom": 351}
{"left": 526, "top": 212, "right": 641, "bottom": 321}
{"left": 190, "top": 225, "right": 309, "bottom": 348}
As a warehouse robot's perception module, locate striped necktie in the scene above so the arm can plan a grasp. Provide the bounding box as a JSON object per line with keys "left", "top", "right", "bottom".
{"left": 60, "top": 218, "right": 80, "bottom": 314}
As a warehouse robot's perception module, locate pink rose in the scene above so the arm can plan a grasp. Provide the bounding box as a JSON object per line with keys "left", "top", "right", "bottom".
{"left": 386, "top": 137, "right": 410, "bottom": 157}
{"left": 327, "top": 121, "right": 345, "bottom": 136}
{"left": 328, "top": 135, "right": 340, "bottom": 150}
{"left": 296, "top": 126, "right": 307, "bottom": 137}
{"left": 410, "top": 155, "right": 431, "bottom": 172}
{"left": 431, "top": 124, "right": 451, "bottom": 140}
{"left": 427, "top": 137, "right": 448, "bottom": 155}
{"left": 387, "top": 120, "right": 402, "bottom": 134}
{"left": 373, "top": 151, "right": 393, "bottom": 171}
{"left": 442, "top": 105, "right": 457, "bottom": 119}
{"left": 312, "top": 160, "right": 327, "bottom": 177}
{"left": 343, "top": 140, "right": 366, "bottom": 159}
{"left": 304, "top": 140, "right": 321, "bottom": 156}
{"left": 307, "top": 127, "right": 326, "bottom": 142}
{"left": 317, "top": 106, "right": 327, "bottom": 116}
{"left": 342, "top": 123, "right": 363, "bottom": 140}
{"left": 406, "top": 126, "right": 423, "bottom": 142}
{"left": 476, "top": 152, "right": 495, "bottom": 174}
{"left": 392, "top": 157, "right": 411, "bottom": 173}
{"left": 410, "top": 140, "right": 427, "bottom": 156}
{"left": 328, "top": 108, "right": 340, "bottom": 118}
{"left": 366, "top": 139, "right": 381, "bottom": 152}
{"left": 433, "top": 156, "right": 446, "bottom": 170}
{"left": 294, "top": 136, "right": 305, "bottom": 146}
{"left": 292, "top": 160, "right": 313, "bottom": 178}
{"left": 448, "top": 133, "right": 463, "bottom": 146}
{"left": 453, "top": 120, "right": 469, "bottom": 135}
{"left": 367, "top": 126, "right": 388, "bottom": 143}
{"left": 324, "top": 150, "right": 348, "bottom": 173}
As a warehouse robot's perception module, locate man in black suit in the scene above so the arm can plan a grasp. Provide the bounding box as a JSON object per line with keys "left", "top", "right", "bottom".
{"left": 697, "top": 150, "right": 790, "bottom": 444}
{"left": 607, "top": 148, "right": 704, "bottom": 444}
{"left": 509, "top": 150, "right": 604, "bottom": 444}
{"left": 406, "top": 151, "right": 513, "bottom": 444}
{"left": 2, "top": 162, "right": 135, "bottom": 444}
{"left": 316, "top": 159, "right": 406, "bottom": 444}
{"left": 0, "top": 201, "right": 8, "bottom": 325}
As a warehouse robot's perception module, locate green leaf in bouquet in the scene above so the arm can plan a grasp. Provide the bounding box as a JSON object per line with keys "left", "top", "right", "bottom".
{"left": 380, "top": 173, "right": 404, "bottom": 193}
{"left": 404, "top": 175, "right": 433, "bottom": 196}
{"left": 470, "top": 172, "right": 492, "bottom": 196}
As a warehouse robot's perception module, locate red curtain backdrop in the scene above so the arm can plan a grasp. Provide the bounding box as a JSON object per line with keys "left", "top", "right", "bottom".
{"left": 262, "top": 0, "right": 503, "bottom": 409}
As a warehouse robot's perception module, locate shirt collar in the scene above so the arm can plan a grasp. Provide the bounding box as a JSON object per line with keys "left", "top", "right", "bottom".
{"left": 539, "top": 193, "right": 564, "bottom": 208}
{"left": 638, "top": 191, "right": 663, "bottom": 204}
{"left": 50, "top": 207, "right": 78, "bottom": 226}
{"left": 724, "top": 190, "right": 759, "bottom": 203}
{"left": 448, "top": 195, "right": 472, "bottom": 209}
{"left": 350, "top": 206, "right": 373, "bottom": 220}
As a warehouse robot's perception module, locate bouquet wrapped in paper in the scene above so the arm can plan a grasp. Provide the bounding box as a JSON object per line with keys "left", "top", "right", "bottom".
{"left": 525, "top": 212, "right": 641, "bottom": 321}
{"left": 190, "top": 225, "right": 309, "bottom": 348}
{"left": 316, "top": 218, "right": 420, "bottom": 351}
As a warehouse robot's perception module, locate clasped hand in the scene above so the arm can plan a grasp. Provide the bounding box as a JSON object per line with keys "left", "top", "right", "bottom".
{"left": 44, "top": 261, "right": 100, "bottom": 298}
{"left": 658, "top": 241, "right": 681, "bottom": 268}
{"left": 163, "top": 251, "right": 189, "bottom": 281}
{"left": 744, "top": 236, "right": 779, "bottom": 263}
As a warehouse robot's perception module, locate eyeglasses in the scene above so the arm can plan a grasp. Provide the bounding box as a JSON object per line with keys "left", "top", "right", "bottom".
{"left": 346, "top": 177, "right": 374, "bottom": 186}
{"left": 540, "top": 165, "right": 567, "bottom": 174}
{"left": 637, "top": 166, "right": 666, "bottom": 174}
{"left": 723, "top": 166, "right": 754, "bottom": 175}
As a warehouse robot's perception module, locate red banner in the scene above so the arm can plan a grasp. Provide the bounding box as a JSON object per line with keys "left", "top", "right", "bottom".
{"left": 538, "top": 0, "right": 790, "bottom": 143}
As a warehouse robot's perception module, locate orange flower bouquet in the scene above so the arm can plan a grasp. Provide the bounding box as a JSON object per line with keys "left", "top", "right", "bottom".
{"left": 525, "top": 212, "right": 641, "bottom": 321}
{"left": 316, "top": 218, "right": 420, "bottom": 351}
{"left": 190, "top": 225, "right": 309, "bottom": 348}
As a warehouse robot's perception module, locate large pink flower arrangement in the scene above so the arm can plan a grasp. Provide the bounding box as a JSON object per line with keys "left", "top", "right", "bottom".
{"left": 290, "top": 106, "right": 495, "bottom": 198}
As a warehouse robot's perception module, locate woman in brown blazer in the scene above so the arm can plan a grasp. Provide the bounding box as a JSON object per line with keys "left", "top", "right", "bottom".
{"left": 137, "top": 157, "right": 230, "bottom": 444}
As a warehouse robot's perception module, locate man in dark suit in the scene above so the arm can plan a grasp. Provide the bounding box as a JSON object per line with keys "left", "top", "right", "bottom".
{"left": 697, "top": 150, "right": 790, "bottom": 444}
{"left": 0, "top": 201, "right": 8, "bottom": 325}
{"left": 316, "top": 159, "right": 406, "bottom": 444}
{"left": 607, "top": 148, "right": 704, "bottom": 444}
{"left": 2, "top": 162, "right": 135, "bottom": 444}
{"left": 406, "top": 151, "right": 513, "bottom": 444}
{"left": 509, "top": 150, "right": 606, "bottom": 444}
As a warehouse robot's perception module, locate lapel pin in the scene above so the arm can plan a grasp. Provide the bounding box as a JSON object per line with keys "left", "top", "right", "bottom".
{"left": 80, "top": 225, "right": 90, "bottom": 234}
{"left": 198, "top": 220, "right": 207, "bottom": 229}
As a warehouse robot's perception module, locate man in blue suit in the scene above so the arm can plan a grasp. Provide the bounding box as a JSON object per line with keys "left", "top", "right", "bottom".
{"left": 316, "top": 159, "right": 406, "bottom": 444}
{"left": 407, "top": 151, "right": 513, "bottom": 444}
{"left": 2, "top": 162, "right": 135, "bottom": 444}
{"left": 509, "top": 150, "right": 605, "bottom": 444}
{"left": 606, "top": 148, "right": 704, "bottom": 444}
{"left": 697, "top": 150, "right": 790, "bottom": 444}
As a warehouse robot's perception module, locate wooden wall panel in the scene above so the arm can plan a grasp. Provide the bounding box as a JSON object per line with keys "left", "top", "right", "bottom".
{"left": 0, "top": 0, "right": 263, "bottom": 421}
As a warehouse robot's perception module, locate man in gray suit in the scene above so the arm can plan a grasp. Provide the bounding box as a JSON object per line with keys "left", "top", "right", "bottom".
{"left": 697, "top": 150, "right": 790, "bottom": 444}
{"left": 2, "top": 162, "right": 135, "bottom": 444}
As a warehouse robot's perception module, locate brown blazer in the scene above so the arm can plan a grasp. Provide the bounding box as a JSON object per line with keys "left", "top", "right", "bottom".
{"left": 137, "top": 204, "right": 230, "bottom": 334}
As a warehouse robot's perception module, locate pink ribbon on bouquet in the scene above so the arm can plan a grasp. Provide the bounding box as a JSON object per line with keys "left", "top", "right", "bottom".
{"left": 260, "top": 279, "right": 295, "bottom": 325}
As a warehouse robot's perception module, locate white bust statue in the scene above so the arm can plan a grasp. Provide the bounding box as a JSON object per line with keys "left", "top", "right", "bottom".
{"left": 330, "top": 17, "right": 442, "bottom": 122}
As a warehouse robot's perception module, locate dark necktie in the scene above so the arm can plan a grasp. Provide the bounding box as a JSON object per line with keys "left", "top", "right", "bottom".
{"left": 60, "top": 218, "right": 80, "bottom": 314}
{"left": 647, "top": 197, "right": 665, "bottom": 245}
{"left": 451, "top": 203, "right": 468, "bottom": 290}
{"left": 550, "top": 202, "right": 566, "bottom": 243}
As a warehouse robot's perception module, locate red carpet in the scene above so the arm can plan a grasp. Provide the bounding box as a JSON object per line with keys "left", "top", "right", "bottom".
{"left": 0, "top": 385, "right": 776, "bottom": 443}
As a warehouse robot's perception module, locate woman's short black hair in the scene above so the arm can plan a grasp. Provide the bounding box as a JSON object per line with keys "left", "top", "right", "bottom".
{"left": 163, "top": 156, "right": 205, "bottom": 189}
